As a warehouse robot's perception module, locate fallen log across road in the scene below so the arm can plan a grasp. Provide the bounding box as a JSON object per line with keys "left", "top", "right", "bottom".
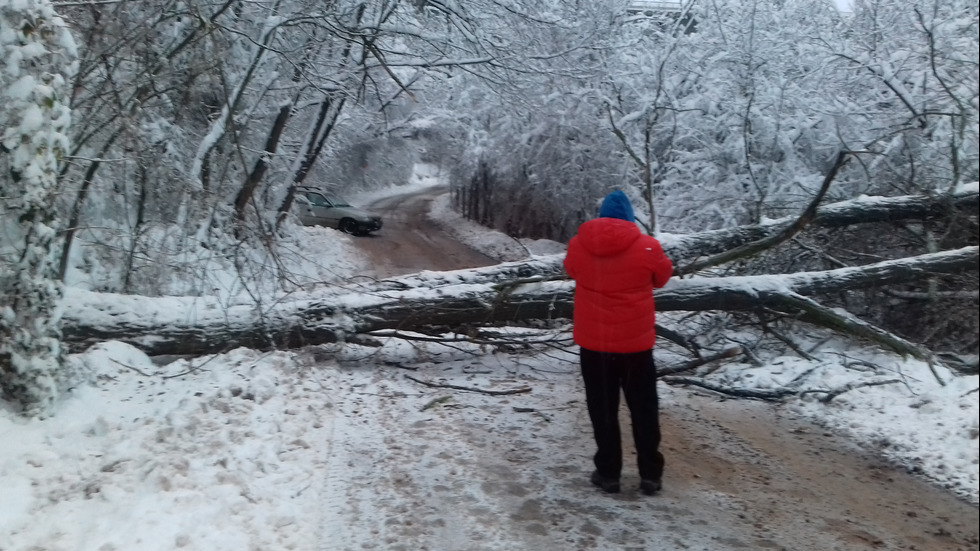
{"left": 62, "top": 246, "right": 978, "bottom": 358}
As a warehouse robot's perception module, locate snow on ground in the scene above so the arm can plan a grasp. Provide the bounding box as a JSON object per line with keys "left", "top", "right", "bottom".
{"left": 2, "top": 332, "right": 975, "bottom": 550}
{"left": 1, "top": 168, "right": 978, "bottom": 550}
{"left": 0, "top": 344, "right": 330, "bottom": 550}
{"left": 717, "top": 344, "right": 979, "bottom": 502}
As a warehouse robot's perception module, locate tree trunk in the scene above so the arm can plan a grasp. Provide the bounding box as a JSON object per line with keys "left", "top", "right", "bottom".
{"left": 275, "top": 94, "right": 348, "bottom": 226}
{"left": 1, "top": 0, "right": 77, "bottom": 415}
{"left": 61, "top": 246, "right": 978, "bottom": 357}
{"left": 665, "top": 185, "right": 978, "bottom": 261}
{"left": 276, "top": 5, "right": 366, "bottom": 226}
{"left": 59, "top": 129, "right": 122, "bottom": 280}
{"left": 234, "top": 103, "right": 292, "bottom": 223}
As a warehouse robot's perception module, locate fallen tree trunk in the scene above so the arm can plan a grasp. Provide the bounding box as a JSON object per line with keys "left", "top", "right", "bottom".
{"left": 665, "top": 185, "right": 978, "bottom": 262}
{"left": 62, "top": 246, "right": 978, "bottom": 357}
{"left": 358, "top": 187, "right": 979, "bottom": 291}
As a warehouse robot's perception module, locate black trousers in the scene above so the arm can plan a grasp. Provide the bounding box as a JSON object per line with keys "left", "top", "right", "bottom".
{"left": 580, "top": 347, "right": 664, "bottom": 481}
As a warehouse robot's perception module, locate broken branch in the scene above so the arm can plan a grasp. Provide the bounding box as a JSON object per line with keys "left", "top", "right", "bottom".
{"left": 405, "top": 375, "right": 532, "bottom": 396}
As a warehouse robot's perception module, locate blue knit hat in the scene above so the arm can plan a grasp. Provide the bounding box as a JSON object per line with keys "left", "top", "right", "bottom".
{"left": 598, "top": 190, "right": 635, "bottom": 222}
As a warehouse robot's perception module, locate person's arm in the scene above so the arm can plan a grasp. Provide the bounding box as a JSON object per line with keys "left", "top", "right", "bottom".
{"left": 563, "top": 237, "right": 580, "bottom": 280}
{"left": 647, "top": 239, "right": 673, "bottom": 289}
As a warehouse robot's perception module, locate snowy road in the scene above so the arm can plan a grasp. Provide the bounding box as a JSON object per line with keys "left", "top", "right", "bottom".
{"left": 311, "top": 353, "right": 977, "bottom": 550}
{"left": 352, "top": 186, "right": 499, "bottom": 279}
{"left": 318, "top": 187, "right": 980, "bottom": 550}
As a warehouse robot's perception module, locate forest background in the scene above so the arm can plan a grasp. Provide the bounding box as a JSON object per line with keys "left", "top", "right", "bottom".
{"left": 0, "top": 0, "right": 977, "bottom": 415}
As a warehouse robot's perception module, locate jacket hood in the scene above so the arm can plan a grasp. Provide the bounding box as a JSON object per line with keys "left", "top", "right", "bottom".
{"left": 598, "top": 190, "right": 635, "bottom": 222}
{"left": 576, "top": 217, "right": 641, "bottom": 257}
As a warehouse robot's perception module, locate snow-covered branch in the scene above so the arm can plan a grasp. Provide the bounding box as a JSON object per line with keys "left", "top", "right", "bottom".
{"left": 61, "top": 247, "right": 978, "bottom": 357}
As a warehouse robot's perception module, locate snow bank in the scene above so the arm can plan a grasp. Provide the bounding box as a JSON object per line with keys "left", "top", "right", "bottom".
{"left": 0, "top": 343, "right": 330, "bottom": 550}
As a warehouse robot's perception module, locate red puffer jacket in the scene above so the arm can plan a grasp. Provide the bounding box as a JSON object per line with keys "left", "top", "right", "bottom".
{"left": 563, "top": 218, "right": 673, "bottom": 353}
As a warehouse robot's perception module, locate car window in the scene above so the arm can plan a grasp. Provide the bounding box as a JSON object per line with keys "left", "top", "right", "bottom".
{"left": 328, "top": 198, "right": 352, "bottom": 207}
{"left": 303, "top": 192, "right": 332, "bottom": 207}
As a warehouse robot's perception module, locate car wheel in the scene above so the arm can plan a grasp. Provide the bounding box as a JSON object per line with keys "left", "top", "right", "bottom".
{"left": 339, "top": 218, "right": 359, "bottom": 235}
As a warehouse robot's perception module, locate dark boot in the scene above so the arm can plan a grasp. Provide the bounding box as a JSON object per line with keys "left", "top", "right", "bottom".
{"left": 639, "top": 478, "right": 662, "bottom": 495}
{"left": 590, "top": 471, "right": 621, "bottom": 494}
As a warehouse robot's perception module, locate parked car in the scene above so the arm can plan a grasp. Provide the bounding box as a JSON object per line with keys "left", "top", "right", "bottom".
{"left": 292, "top": 187, "right": 383, "bottom": 235}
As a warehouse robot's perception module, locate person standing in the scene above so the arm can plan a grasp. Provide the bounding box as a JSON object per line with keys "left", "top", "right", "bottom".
{"left": 563, "top": 190, "right": 674, "bottom": 495}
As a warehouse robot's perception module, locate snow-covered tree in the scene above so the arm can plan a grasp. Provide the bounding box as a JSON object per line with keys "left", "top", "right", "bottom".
{"left": 439, "top": 1, "right": 634, "bottom": 241}
{"left": 53, "top": 0, "right": 554, "bottom": 295}
{"left": 434, "top": 0, "right": 977, "bottom": 354}
{"left": 0, "top": 0, "right": 77, "bottom": 414}
{"left": 444, "top": 0, "right": 976, "bottom": 238}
